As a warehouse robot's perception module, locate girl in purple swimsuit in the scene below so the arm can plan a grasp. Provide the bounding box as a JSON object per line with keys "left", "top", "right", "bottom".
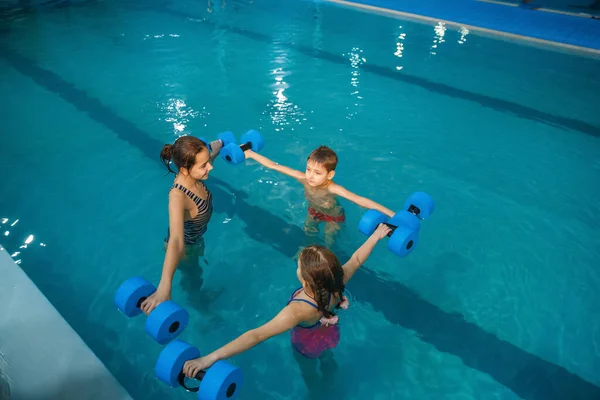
{"left": 181, "top": 224, "right": 391, "bottom": 379}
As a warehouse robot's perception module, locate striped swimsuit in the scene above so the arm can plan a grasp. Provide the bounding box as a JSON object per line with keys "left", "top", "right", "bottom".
{"left": 166, "top": 182, "right": 213, "bottom": 245}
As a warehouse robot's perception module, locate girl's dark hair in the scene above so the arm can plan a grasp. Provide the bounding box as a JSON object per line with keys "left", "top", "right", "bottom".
{"left": 160, "top": 136, "right": 208, "bottom": 174}
{"left": 298, "top": 245, "right": 345, "bottom": 319}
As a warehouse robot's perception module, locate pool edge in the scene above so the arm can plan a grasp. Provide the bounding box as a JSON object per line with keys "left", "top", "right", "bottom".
{"left": 325, "top": 0, "right": 600, "bottom": 55}
{"left": 0, "top": 245, "right": 132, "bottom": 400}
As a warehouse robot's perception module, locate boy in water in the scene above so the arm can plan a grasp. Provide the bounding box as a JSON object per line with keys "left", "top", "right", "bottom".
{"left": 244, "top": 146, "right": 394, "bottom": 246}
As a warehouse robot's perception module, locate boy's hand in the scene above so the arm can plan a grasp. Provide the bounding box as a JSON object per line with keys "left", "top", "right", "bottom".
{"left": 209, "top": 139, "right": 223, "bottom": 155}
{"left": 244, "top": 149, "right": 255, "bottom": 158}
{"left": 372, "top": 224, "right": 391, "bottom": 240}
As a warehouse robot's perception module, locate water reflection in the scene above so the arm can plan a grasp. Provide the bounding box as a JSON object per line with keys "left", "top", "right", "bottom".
{"left": 265, "top": 50, "right": 306, "bottom": 132}
{"left": 458, "top": 27, "right": 469, "bottom": 45}
{"left": 430, "top": 22, "right": 446, "bottom": 56}
{"left": 157, "top": 98, "right": 205, "bottom": 136}
{"left": 394, "top": 26, "right": 407, "bottom": 71}
{"left": 345, "top": 47, "right": 366, "bottom": 120}
{"left": 1, "top": 217, "right": 46, "bottom": 266}
{"left": 143, "top": 33, "right": 181, "bottom": 40}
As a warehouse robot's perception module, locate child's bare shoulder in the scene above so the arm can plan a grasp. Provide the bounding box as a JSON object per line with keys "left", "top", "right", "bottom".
{"left": 327, "top": 181, "right": 344, "bottom": 194}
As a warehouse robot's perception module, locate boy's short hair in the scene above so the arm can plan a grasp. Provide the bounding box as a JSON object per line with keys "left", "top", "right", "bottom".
{"left": 307, "top": 146, "right": 338, "bottom": 172}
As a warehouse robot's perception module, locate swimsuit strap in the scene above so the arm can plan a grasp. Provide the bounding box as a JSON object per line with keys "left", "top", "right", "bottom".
{"left": 287, "top": 287, "right": 332, "bottom": 310}
{"left": 167, "top": 182, "right": 213, "bottom": 245}
{"left": 171, "top": 183, "right": 206, "bottom": 205}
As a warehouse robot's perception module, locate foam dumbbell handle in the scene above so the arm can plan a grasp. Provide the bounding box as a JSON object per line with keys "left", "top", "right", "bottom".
{"left": 239, "top": 130, "right": 264, "bottom": 153}
{"left": 235, "top": 135, "right": 262, "bottom": 153}
{"left": 239, "top": 143, "right": 252, "bottom": 152}
{"left": 388, "top": 210, "right": 421, "bottom": 233}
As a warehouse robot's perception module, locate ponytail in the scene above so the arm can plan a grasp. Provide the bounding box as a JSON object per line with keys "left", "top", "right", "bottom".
{"left": 316, "top": 287, "right": 335, "bottom": 319}
{"left": 159, "top": 137, "right": 208, "bottom": 175}
{"left": 298, "top": 245, "right": 346, "bottom": 322}
{"left": 160, "top": 144, "right": 175, "bottom": 174}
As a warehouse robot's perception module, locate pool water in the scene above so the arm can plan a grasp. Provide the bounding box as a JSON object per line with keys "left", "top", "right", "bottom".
{"left": 1, "top": 0, "right": 600, "bottom": 399}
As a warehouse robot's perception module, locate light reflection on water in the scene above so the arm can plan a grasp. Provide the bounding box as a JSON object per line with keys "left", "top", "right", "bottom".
{"left": 1, "top": 216, "right": 46, "bottom": 266}
{"left": 264, "top": 47, "right": 307, "bottom": 132}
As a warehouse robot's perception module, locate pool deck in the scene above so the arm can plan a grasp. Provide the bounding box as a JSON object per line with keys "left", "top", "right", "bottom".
{"left": 0, "top": 245, "right": 132, "bottom": 400}
{"left": 325, "top": 0, "right": 600, "bottom": 53}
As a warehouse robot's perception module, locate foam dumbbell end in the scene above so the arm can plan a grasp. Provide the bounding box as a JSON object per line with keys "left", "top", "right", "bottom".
{"left": 156, "top": 340, "right": 244, "bottom": 400}
{"left": 114, "top": 277, "right": 156, "bottom": 317}
{"left": 403, "top": 192, "right": 434, "bottom": 220}
{"left": 358, "top": 209, "right": 389, "bottom": 236}
{"left": 388, "top": 226, "right": 419, "bottom": 258}
{"left": 115, "top": 276, "right": 189, "bottom": 344}
{"left": 199, "top": 132, "right": 236, "bottom": 152}
{"left": 220, "top": 144, "right": 245, "bottom": 165}
{"left": 145, "top": 301, "right": 189, "bottom": 345}
{"left": 156, "top": 340, "right": 201, "bottom": 387}
{"left": 200, "top": 361, "right": 244, "bottom": 400}
{"left": 217, "top": 131, "right": 236, "bottom": 147}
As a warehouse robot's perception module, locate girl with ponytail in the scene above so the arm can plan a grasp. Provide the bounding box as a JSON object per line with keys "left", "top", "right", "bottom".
{"left": 140, "top": 135, "right": 223, "bottom": 314}
{"left": 181, "top": 224, "right": 391, "bottom": 376}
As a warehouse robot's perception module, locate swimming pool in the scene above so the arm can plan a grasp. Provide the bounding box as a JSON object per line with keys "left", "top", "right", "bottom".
{"left": 1, "top": 0, "right": 600, "bottom": 398}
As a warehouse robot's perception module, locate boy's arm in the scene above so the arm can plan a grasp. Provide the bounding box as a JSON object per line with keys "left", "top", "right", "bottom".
{"left": 244, "top": 149, "right": 305, "bottom": 180}
{"left": 329, "top": 183, "right": 395, "bottom": 217}
{"left": 208, "top": 139, "right": 223, "bottom": 163}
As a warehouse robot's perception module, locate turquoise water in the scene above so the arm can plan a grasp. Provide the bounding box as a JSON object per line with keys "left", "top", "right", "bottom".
{"left": 1, "top": 0, "right": 600, "bottom": 398}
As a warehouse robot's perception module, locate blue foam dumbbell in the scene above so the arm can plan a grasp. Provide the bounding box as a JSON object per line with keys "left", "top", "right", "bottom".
{"left": 114, "top": 277, "right": 189, "bottom": 345}
{"left": 358, "top": 192, "right": 434, "bottom": 258}
{"left": 220, "top": 130, "right": 265, "bottom": 165}
{"left": 199, "top": 131, "right": 237, "bottom": 153}
{"left": 403, "top": 191, "right": 435, "bottom": 220}
{"left": 156, "top": 340, "right": 244, "bottom": 400}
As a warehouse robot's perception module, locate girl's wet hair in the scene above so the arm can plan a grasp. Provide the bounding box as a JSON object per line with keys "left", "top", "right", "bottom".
{"left": 160, "top": 136, "right": 208, "bottom": 174}
{"left": 298, "top": 245, "right": 345, "bottom": 319}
